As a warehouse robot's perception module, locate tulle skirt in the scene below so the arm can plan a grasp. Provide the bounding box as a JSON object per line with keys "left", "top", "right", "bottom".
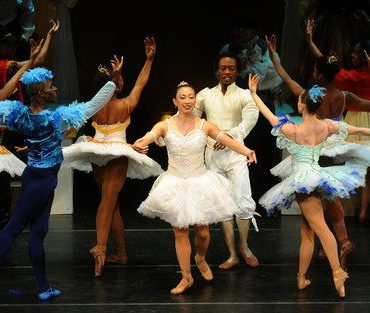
{"left": 0, "top": 146, "right": 26, "bottom": 177}
{"left": 138, "top": 170, "right": 237, "bottom": 228}
{"left": 260, "top": 164, "right": 366, "bottom": 213}
{"left": 62, "top": 136, "right": 164, "bottom": 179}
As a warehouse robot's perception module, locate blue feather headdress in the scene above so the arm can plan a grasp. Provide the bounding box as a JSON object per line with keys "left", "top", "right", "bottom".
{"left": 20, "top": 67, "right": 53, "bottom": 85}
{"left": 308, "top": 85, "right": 326, "bottom": 103}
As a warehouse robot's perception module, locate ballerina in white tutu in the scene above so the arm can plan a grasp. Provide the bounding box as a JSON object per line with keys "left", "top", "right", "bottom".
{"left": 248, "top": 73, "right": 370, "bottom": 298}
{"left": 133, "top": 81, "right": 257, "bottom": 295}
{"left": 62, "top": 37, "right": 163, "bottom": 277}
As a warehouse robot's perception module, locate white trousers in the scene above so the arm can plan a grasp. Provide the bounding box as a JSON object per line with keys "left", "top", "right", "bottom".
{"left": 205, "top": 147, "right": 258, "bottom": 228}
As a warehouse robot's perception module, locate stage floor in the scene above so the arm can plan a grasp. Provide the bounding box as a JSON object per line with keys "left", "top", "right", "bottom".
{"left": 0, "top": 204, "right": 369, "bottom": 313}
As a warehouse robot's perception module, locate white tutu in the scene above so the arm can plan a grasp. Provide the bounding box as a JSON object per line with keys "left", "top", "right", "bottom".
{"left": 260, "top": 163, "right": 366, "bottom": 212}
{"left": 138, "top": 169, "right": 236, "bottom": 228}
{"left": 0, "top": 146, "right": 26, "bottom": 176}
{"left": 321, "top": 141, "right": 370, "bottom": 166}
{"left": 260, "top": 118, "right": 367, "bottom": 214}
{"left": 62, "top": 136, "right": 164, "bottom": 179}
{"left": 270, "top": 141, "right": 370, "bottom": 180}
{"left": 138, "top": 118, "right": 238, "bottom": 228}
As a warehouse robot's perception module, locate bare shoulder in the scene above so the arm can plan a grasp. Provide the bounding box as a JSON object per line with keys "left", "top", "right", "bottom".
{"left": 280, "top": 123, "right": 296, "bottom": 137}
{"left": 323, "top": 118, "right": 340, "bottom": 132}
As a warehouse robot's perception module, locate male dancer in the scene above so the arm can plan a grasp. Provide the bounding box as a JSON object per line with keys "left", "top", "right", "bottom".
{"left": 0, "top": 62, "right": 119, "bottom": 299}
{"left": 195, "top": 52, "right": 260, "bottom": 269}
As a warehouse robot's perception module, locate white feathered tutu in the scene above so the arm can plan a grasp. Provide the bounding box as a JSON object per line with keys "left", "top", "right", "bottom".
{"left": 62, "top": 136, "right": 164, "bottom": 179}
{"left": 260, "top": 117, "right": 367, "bottom": 215}
{"left": 0, "top": 145, "right": 26, "bottom": 176}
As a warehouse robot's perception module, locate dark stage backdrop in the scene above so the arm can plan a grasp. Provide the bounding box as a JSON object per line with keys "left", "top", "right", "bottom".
{"left": 69, "top": 1, "right": 285, "bottom": 213}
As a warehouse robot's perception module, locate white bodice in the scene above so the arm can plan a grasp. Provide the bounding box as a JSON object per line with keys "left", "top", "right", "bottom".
{"left": 164, "top": 119, "right": 207, "bottom": 178}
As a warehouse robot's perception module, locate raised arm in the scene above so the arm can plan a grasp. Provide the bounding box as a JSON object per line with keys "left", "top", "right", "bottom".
{"left": 248, "top": 74, "right": 279, "bottom": 126}
{"left": 81, "top": 56, "right": 123, "bottom": 119}
{"left": 204, "top": 121, "right": 257, "bottom": 165}
{"left": 346, "top": 91, "right": 370, "bottom": 112}
{"left": 125, "top": 37, "right": 156, "bottom": 113}
{"left": 17, "top": 19, "right": 60, "bottom": 69}
{"left": 0, "top": 39, "right": 43, "bottom": 100}
{"left": 266, "top": 35, "right": 304, "bottom": 97}
{"left": 306, "top": 19, "right": 324, "bottom": 58}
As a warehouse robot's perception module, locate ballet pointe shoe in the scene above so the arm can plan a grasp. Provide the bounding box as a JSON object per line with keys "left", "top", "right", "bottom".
{"left": 170, "top": 271, "right": 194, "bottom": 295}
{"left": 333, "top": 268, "right": 349, "bottom": 299}
{"left": 297, "top": 273, "right": 311, "bottom": 290}
{"left": 218, "top": 257, "right": 239, "bottom": 270}
{"left": 339, "top": 241, "right": 355, "bottom": 271}
{"left": 194, "top": 254, "right": 213, "bottom": 281}
{"left": 90, "top": 245, "right": 106, "bottom": 277}
{"left": 106, "top": 253, "right": 128, "bottom": 265}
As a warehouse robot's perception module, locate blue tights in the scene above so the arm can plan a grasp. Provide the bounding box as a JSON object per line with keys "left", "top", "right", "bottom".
{"left": 0, "top": 164, "right": 59, "bottom": 293}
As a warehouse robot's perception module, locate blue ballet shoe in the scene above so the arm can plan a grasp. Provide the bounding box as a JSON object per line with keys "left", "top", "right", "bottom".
{"left": 38, "top": 288, "right": 61, "bottom": 300}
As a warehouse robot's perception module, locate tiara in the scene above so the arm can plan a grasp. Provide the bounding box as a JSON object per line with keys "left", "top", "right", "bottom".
{"left": 308, "top": 84, "right": 326, "bottom": 103}
{"left": 177, "top": 81, "right": 189, "bottom": 87}
{"left": 327, "top": 51, "right": 339, "bottom": 64}
{"left": 98, "top": 64, "right": 110, "bottom": 77}
{"left": 20, "top": 67, "right": 53, "bottom": 85}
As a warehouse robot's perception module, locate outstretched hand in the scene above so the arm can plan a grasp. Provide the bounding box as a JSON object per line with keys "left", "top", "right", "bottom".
{"left": 306, "top": 19, "right": 314, "bottom": 42}
{"left": 48, "top": 19, "right": 60, "bottom": 35}
{"left": 110, "top": 55, "right": 124, "bottom": 74}
{"left": 133, "top": 138, "right": 149, "bottom": 154}
{"left": 29, "top": 38, "right": 44, "bottom": 61}
{"left": 248, "top": 74, "right": 260, "bottom": 94}
{"left": 265, "top": 34, "right": 277, "bottom": 60}
{"left": 144, "top": 37, "right": 156, "bottom": 60}
{"left": 246, "top": 149, "right": 257, "bottom": 165}
{"left": 15, "top": 145, "right": 29, "bottom": 153}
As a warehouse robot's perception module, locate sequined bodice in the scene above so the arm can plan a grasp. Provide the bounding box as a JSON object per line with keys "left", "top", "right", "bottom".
{"left": 164, "top": 119, "right": 207, "bottom": 177}
{"left": 92, "top": 118, "right": 130, "bottom": 143}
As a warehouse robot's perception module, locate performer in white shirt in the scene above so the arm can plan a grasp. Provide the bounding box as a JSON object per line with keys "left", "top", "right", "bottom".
{"left": 194, "top": 52, "right": 260, "bottom": 269}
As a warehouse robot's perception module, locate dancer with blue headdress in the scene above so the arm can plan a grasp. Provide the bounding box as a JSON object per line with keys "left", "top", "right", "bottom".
{"left": 0, "top": 64, "right": 118, "bottom": 300}
{"left": 248, "top": 74, "right": 370, "bottom": 298}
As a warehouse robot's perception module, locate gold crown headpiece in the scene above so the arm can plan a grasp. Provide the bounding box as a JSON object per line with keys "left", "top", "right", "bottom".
{"left": 327, "top": 51, "right": 339, "bottom": 64}
{"left": 97, "top": 64, "right": 111, "bottom": 77}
